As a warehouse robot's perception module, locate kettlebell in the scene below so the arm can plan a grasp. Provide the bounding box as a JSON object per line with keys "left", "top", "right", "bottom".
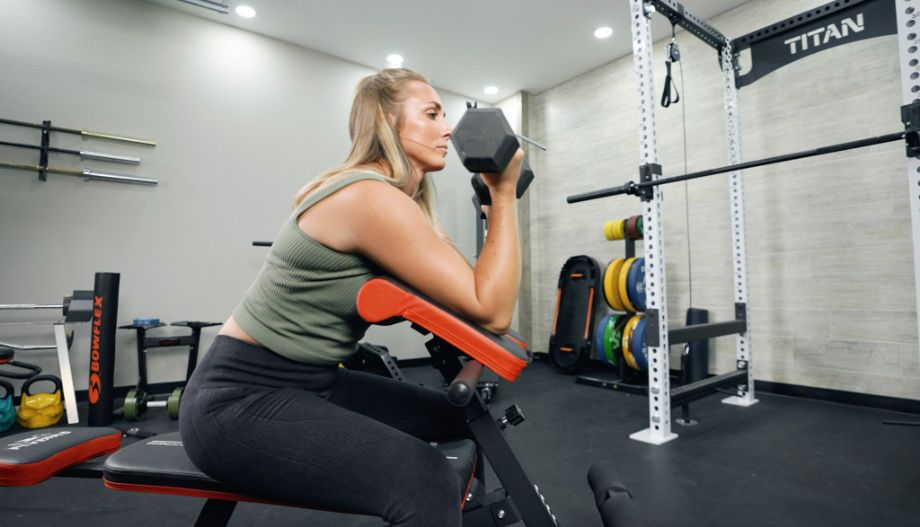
{"left": 16, "top": 374, "right": 64, "bottom": 429}
{"left": 0, "top": 379, "right": 15, "bottom": 432}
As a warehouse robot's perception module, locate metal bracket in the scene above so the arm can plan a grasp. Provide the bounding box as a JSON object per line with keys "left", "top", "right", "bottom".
{"left": 646, "top": 309, "right": 660, "bottom": 347}
{"left": 901, "top": 101, "right": 920, "bottom": 159}
{"left": 734, "top": 302, "right": 747, "bottom": 321}
{"left": 642, "top": 1, "right": 655, "bottom": 18}
{"left": 39, "top": 120, "right": 51, "bottom": 182}
{"left": 638, "top": 163, "right": 661, "bottom": 201}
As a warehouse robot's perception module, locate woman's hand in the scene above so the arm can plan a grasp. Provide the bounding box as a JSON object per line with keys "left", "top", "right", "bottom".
{"left": 479, "top": 147, "right": 524, "bottom": 199}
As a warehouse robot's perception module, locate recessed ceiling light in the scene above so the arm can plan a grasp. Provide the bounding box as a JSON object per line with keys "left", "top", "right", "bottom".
{"left": 484, "top": 86, "right": 499, "bottom": 95}
{"left": 386, "top": 54, "right": 404, "bottom": 67}
{"left": 235, "top": 5, "right": 256, "bottom": 17}
{"left": 594, "top": 26, "right": 613, "bottom": 39}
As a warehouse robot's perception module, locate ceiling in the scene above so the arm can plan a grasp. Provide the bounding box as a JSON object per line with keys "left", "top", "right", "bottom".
{"left": 146, "top": 0, "right": 751, "bottom": 103}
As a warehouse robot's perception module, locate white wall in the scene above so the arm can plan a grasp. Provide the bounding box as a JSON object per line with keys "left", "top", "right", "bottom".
{"left": 0, "top": 0, "right": 480, "bottom": 394}
{"left": 525, "top": 0, "right": 917, "bottom": 399}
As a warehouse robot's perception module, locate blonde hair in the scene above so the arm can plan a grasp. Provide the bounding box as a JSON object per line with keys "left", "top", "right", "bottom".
{"left": 293, "top": 68, "right": 447, "bottom": 239}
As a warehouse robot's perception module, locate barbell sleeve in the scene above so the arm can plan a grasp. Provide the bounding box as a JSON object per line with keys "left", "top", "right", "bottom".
{"left": 82, "top": 169, "right": 158, "bottom": 186}
{"left": 0, "top": 139, "right": 141, "bottom": 165}
{"left": 80, "top": 129, "right": 157, "bottom": 147}
{"left": 0, "top": 117, "right": 156, "bottom": 147}
{"left": 567, "top": 182, "right": 638, "bottom": 203}
{"left": 80, "top": 150, "right": 141, "bottom": 164}
{"left": 0, "top": 161, "right": 158, "bottom": 185}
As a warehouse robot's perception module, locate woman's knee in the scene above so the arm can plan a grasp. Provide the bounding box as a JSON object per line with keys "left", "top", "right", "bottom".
{"left": 383, "top": 443, "right": 462, "bottom": 525}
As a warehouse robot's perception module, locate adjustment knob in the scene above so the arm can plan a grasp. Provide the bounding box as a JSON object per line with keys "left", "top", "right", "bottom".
{"left": 498, "top": 404, "right": 525, "bottom": 429}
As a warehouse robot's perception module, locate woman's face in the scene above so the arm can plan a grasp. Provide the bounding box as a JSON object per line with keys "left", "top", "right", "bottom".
{"left": 397, "top": 81, "right": 452, "bottom": 176}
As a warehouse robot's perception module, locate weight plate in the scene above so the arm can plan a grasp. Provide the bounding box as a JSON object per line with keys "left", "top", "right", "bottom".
{"left": 603, "top": 314, "right": 622, "bottom": 366}
{"left": 637, "top": 216, "right": 644, "bottom": 237}
{"left": 604, "top": 259, "right": 626, "bottom": 311}
{"left": 595, "top": 315, "right": 612, "bottom": 363}
{"left": 167, "top": 388, "right": 183, "bottom": 420}
{"left": 618, "top": 257, "right": 637, "bottom": 312}
{"left": 631, "top": 316, "right": 649, "bottom": 370}
{"left": 621, "top": 315, "right": 642, "bottom": 370}
{"left": 124, "top": 389, "right": 142, "bottom": 421}
{"left": 626, "top": 257, "right": 647, "bottom": 312}
{"left": 611, "top": 314, "right": 631, "bottom": 365}
{"left": 604, "top": 220, "right": 617, "bottom": 241}
{"left": 626, "top": 215, "right": 640, "bottom": 240}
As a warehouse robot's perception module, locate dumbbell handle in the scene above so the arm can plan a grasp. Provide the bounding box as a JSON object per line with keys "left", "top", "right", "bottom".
{"left": 515, "top": 134, "right": 547, "bottom": 151}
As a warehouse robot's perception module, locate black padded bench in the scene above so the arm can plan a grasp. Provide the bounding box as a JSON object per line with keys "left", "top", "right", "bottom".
{"left": 102, "top": 431, "right": 480, "bottom": 524}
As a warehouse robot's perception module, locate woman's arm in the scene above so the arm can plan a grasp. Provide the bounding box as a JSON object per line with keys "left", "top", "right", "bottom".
{"left": 319, "top": 153, "right": 523, "bottom": 334}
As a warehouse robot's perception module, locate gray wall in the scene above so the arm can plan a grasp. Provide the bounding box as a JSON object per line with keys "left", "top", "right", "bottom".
{"left": 525, "top": 0, "right": 918, "bottom": 399}
{"left": 0, "top": 0, "right": 481, "bottom": 394}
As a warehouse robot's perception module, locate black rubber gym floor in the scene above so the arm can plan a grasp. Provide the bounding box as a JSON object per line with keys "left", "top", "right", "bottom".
{"left": 2, "top": 358, "right": 918, "bottom": 526}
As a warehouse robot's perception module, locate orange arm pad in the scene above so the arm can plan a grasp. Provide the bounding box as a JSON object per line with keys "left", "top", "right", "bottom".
{"left": 356, "top": 278, "right": 530, "bottom": 382}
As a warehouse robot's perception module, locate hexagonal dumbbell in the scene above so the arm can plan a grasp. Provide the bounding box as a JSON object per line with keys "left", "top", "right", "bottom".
{"left": 451, "top": 107, "right": 521, "bottom": 174}
{"left": 454, "top": 107, "right": 541, "bottom": 206}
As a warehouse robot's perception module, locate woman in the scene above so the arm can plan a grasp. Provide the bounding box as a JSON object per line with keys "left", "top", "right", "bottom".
{"left": 179, "top": 68, "right": 523, "bottom": 526}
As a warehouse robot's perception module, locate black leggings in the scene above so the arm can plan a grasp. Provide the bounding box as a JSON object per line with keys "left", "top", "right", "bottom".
{"left": 179, "top": 335, "right": 469, "bottom": 526}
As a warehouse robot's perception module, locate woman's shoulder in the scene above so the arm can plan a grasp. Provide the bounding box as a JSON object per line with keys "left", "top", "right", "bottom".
{"left": 305, "top": 169, "right": 401, "bottom": 211}
{"left": 337, "top": 168, "right": 389, "bottom": 182}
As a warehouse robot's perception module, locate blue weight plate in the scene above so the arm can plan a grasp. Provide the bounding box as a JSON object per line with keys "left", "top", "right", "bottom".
{"left": 626, "top": 257, "right": 646, "bottom": 312}
{"left": 595, "top": 314, "right": 613, "bottom": 363}
{"left": 631, "top": 316, "right": 649, "bottom": 370}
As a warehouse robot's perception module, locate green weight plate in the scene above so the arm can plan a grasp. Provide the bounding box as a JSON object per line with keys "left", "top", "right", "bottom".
{"left": 603, "top": 315, "right": 621, "bottom": 366}
{"left": 595, "top": 315, "right": 612, "bottom": 363}
{"left": 124, "top": 389, "right": 146, "bottom": 421}
{"left": 167, "top": 388, "right": 183, "bottom": 420}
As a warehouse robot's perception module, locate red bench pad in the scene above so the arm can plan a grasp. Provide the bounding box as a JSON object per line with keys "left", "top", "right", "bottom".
{"left": 356, "top": 278, "right": 529, "bottom": 381}
{"left": 0, "top": 427, "right": 122, "bottom": 486}
{"left": 103, "top": 432, "right": 479, "bottom": 509}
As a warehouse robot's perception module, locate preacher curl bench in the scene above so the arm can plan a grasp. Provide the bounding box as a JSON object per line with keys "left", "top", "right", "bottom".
{"left": 1, "top": 278, "right": 635, "bottom": 526}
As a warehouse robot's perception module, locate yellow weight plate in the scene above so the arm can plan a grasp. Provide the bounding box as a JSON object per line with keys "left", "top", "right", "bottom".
{"left": 604, "top": 258, "right": 626, "bottom": 311}
{"left": 615, "top": 219, "right": 627, "bottom": 240}
{"left": 604, "top": 220, "right": 616, "bottom": 241}
{"left": 621, "top": 314, "right": 642, "bottom": 370}
{"left": 618, "top": 257, "right": 637, "bottom": 312}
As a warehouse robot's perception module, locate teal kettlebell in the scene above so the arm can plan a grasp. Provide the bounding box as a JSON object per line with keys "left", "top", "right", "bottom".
{"left": 0, "top": 379, "right": 15, "bottom": 432}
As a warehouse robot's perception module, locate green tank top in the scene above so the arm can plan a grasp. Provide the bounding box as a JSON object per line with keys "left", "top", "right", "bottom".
{"left": 232, "top": 171, "right": 388, "bottom": 366}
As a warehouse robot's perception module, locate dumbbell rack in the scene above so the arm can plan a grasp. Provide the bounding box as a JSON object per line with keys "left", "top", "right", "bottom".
{"left": 118, "top": 320, "right": 220, "bottom": 421}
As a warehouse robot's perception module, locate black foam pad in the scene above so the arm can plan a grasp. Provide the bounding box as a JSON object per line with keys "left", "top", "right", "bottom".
{"left": 105, "top": 432, "right": 479, "bottom": 505}
{"left": 103, "top": 432, "right": 225, "bottom": 493}
{"left": 0, "top": 427, "right": 122, "bottom": 486}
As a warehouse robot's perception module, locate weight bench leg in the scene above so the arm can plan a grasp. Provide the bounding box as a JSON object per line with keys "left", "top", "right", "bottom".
{"left": 194, "top": 499, "right": 237, "bottom": 527}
